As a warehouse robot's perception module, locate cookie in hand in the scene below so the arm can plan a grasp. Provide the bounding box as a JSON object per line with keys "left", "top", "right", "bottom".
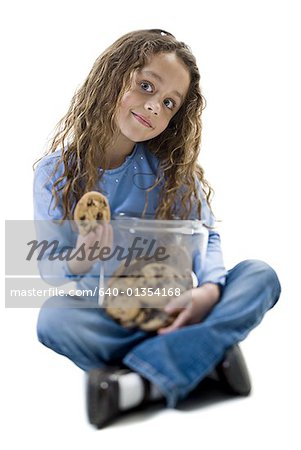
{"left": 74, "top": 191, "right": 111, "bottom": 236}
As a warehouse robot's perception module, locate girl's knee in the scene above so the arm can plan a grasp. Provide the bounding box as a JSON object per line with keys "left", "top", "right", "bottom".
{"left": 36, "top": 296, "right": 105, "bottom": 370}
{"left": 36, "top": 296, "right": 74, "bottom": 347}
{"left": 238, "top": 259, "right": 281, "bottom": 298}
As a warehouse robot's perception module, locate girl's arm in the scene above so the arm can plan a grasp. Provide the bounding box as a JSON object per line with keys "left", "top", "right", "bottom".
{"left": 194, "top": 229, "right": 227, "bottom": 293}
{"left": 33, "top": 156, "right": 87, "bottom": 286}
{"left": 158, "top": 178, "right": 227, "bottom": 333}
{"left": 192, "top": 177, "right": 227, "bottom": 293}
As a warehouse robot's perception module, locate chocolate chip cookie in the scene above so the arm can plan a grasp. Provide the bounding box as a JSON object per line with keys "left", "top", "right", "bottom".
{"left": 74, "top": 191, "right": 111, "bottom": 236}
{"left": 104, "top": 256, "right": 193, "bottom": 331}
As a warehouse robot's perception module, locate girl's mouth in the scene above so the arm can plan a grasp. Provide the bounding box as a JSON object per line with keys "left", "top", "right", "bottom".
{"left": 132, "top": 112, "right": 152, "bottom": 128}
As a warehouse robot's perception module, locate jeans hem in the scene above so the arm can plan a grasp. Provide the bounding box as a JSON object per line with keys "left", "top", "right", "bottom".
{"left": 123, "top": 353, "right": 181, "bottom": 408}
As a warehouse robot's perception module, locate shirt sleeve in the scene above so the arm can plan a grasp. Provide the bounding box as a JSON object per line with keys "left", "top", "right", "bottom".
{"left": 190, "top": 176, "right": 228, "bottom": 289}
{"left": 33, "top": 157, "right": 85, "bottom": 286}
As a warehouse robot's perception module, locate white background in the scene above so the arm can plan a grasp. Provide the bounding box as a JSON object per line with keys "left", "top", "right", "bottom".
{"left": 1, "top": 0, "right": 300, "bottom": 448}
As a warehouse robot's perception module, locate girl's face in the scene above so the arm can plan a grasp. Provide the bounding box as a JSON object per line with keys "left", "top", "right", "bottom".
{"left": 115, "top": 52, "right": 190, "bottom": 144}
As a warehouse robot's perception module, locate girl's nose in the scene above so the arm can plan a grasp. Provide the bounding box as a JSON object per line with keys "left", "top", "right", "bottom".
{"left": 144, "top": 98, "right": 161, "bottom": 115}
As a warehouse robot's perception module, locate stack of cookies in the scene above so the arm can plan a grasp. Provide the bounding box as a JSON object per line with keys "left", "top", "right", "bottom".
{"left": 104, "top": 255, "right": 193, "bottom": 331}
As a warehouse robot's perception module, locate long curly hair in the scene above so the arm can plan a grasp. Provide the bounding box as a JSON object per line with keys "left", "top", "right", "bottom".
{"left": 33, "top": 29, "right": 215, "bottom": 221}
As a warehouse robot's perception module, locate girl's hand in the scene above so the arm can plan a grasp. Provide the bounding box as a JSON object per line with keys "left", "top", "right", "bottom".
{"left": 67, "top": 223, "right": 113, "bottom": 275}
{"left": 157, "top": 283, "right": 221, "bottom": 334}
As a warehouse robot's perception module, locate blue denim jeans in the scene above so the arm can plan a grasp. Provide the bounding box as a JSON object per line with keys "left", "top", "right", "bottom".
{"left": 37, "top": 259, "right": 281, "bottom": 408}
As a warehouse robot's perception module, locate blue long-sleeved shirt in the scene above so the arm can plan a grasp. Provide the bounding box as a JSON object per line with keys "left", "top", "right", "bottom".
{"left": 33, "top": 142, "right": 227, "bottom": 294}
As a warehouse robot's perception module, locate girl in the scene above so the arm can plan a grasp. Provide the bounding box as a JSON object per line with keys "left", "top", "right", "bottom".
{"left": 33, "top": 29, "right": 281, "bottom": 428}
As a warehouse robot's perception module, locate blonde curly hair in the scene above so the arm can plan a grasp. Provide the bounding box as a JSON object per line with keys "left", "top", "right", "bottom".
{"left": 33, "top": 29, "right": 214, "bottom": 221}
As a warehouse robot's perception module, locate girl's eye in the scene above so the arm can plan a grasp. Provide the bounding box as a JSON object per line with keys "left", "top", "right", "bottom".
{"left": 164, "top": 98, "right": 176, "bottom": 110}
{"left": 140, "top": 81, "right": 153, "bottom": 92}
{"left": 140, "top": 81, "right": 176, "bottom": 110}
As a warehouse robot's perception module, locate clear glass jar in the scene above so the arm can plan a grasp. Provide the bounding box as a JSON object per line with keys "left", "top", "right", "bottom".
{"left": 99, "top": 215, "right": 208, "bottom": 308}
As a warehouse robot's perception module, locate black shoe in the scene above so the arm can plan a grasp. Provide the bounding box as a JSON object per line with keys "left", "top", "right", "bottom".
{"left": 87, "top": 366, "right": 151, "bottom": 429}
{"left": 87, "top": 366, "right": 128, "bottom": 429}
{"left": 216, "top": 344, "right": 252, "bottom": 396}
